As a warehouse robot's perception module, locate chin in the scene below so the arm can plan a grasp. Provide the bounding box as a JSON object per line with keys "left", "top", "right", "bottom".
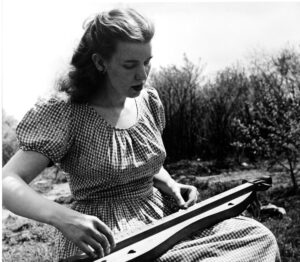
{"left": 128, "top": 89, "right": 143, "bottom": 98}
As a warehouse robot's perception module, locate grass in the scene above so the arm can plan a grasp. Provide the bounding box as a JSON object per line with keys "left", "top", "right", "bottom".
{"left": 2, "top": 217, "right": 55, "bottom": 262}
{"left": 2, "top": 161, "right": 300, "bottom": 262}
{"left": 262, "top": 187, "right": 300, "bottom": 261}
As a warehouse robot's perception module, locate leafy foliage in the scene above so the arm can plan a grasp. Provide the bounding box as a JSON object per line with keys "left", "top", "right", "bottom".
{"left": 233, "top": 48, "right": 300, "bottom": 190}
{"left": 201, "top": 67, "right": 251, "bottom": 163}
{"left": 150, "top": 56, "right": 205, "bottom": 161}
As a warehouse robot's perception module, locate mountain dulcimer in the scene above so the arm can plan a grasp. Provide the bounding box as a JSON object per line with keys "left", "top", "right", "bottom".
{"left": 62, "top": 176, "right": 272, "bottom": 262}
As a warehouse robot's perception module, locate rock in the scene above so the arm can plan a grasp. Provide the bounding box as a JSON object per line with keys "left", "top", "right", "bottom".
{"left": 260, "top": 203, "right": 287, "bottom": 219}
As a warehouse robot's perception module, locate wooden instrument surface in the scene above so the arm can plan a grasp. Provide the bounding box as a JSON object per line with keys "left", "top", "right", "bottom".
{"left": 62, "top": 177, "right": 272, "bottom": 262}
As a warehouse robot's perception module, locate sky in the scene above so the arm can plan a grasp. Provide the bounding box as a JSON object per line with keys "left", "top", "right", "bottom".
{"left": 2, "top": 0, "right": 300, "bottom": 120}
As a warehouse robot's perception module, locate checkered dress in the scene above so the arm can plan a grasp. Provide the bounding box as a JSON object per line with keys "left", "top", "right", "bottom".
{"left": 16, "top": 87, "right": 281, "bottom": 261}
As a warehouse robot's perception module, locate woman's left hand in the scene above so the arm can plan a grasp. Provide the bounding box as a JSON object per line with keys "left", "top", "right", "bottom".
{"left": 165, "top": 182, "right": 199, "bottom": 209}
{"left": 153, "top": 167, "right": 199, "bottom": 209}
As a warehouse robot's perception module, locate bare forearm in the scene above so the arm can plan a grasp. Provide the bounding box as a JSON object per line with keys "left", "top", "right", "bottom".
{"left": 153, "top": 167, "right": 177, "bottom": 192}
{"left": 2, "top": 172, "right": 72, "bottom": 227}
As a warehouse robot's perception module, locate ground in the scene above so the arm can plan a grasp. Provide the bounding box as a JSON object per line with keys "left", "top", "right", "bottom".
{"left": 2, "top": 161, "right": 300, "bottom": 262}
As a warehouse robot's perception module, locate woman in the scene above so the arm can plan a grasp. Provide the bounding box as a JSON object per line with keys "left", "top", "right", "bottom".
{"left": 2, "top": 8, "right": 280, "bottom": 262}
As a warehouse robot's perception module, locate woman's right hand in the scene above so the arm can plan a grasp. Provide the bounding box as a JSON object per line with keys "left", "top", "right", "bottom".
{"left": 2, "top": 150, "right": 115, "bottom": 259}
{"left": 56, "top": 212, "right": 116, "bottom": 259}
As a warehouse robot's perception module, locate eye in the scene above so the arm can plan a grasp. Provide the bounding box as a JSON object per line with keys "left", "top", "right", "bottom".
{"left": 123, "top": 65, "right": 135, "bottom": 70}
{"left": 123, "top": 63, "right": 136, "bottom": 69}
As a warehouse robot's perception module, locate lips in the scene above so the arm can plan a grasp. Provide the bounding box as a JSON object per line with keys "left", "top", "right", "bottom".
{"left": 131, "top": 84, "right": 143, "bottom": 91}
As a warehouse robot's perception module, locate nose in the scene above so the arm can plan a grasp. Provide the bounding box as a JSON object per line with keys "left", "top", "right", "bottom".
{"left": 135, "top": 65, "right": 148, "bottom": 81}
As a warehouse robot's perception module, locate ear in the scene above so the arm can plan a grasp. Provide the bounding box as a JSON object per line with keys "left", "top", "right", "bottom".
{"left": 92, "top": 53, "right": 106, "bottom": 72}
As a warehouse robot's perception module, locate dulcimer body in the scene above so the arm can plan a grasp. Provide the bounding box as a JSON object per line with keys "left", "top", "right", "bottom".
{"left": 62, "top": 177, "right": 272, "bottom": 262}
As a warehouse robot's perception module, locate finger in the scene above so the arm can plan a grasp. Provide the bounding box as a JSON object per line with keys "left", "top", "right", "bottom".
{"left": 76, "top": 241, "right": 97, "bottom": 259}
{"left": 184, "top": 188, "right": 198, "bottom": 207}
{"left": 95, "top": 221, "right": 116, "bottom": 248}
{"left": 173, "top": 191, "right": 187, "bottom": 209}
{"left": 196, "top": 191, "right": 200, "bottom": 203}
{"left": 91, "top": 232, "right": 111, "bottom": 255}
{"left": 85, "top": 237, "right": 105, "bottom": 258}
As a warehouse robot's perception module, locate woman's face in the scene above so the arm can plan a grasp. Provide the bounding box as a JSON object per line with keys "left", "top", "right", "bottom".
{"left": 103, "top": 41, "right": 152, "bottom": 98}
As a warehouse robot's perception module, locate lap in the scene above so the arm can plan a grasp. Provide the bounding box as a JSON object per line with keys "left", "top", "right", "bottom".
{"left": 156, "top": 216, "right": 280, "bottom": 262}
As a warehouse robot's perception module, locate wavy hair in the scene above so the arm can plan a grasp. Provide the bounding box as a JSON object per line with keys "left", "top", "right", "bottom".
{"left": 58, "top": 8, "right": 155, "bottom": 103}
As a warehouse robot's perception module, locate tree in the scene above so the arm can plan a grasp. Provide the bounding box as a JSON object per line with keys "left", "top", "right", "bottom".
{"left": 234, "top": 48, "right": 300, "bottom": 191}
{"left": 149, "top": 56, "right": 205, "bottom": 161}
{"left": 202, "top": 67, "right": 251, "bottom": 164}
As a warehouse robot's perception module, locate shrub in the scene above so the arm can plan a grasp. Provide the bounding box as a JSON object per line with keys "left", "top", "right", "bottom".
{"left": 233, "top": 48, "right": 300, "bottom": 191}
{"left": 201, "top": 67, "right": 251, "bottom": 163}
{"left": 150, "top": 56, "right": 205, "bottom": 161}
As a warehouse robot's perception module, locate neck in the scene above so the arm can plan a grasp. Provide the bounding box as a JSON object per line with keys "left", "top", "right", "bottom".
{"left": 91, "top": 82, "right": 126, "bottom": 109}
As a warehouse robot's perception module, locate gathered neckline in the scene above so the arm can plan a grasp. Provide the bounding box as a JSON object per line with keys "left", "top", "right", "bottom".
{"left": 85, "top": 97, "right": 141, "bottom": 131}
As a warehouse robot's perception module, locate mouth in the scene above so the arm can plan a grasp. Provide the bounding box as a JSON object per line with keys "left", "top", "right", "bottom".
{"left": 131, "top": 84, "right": 144, "bottom": 91}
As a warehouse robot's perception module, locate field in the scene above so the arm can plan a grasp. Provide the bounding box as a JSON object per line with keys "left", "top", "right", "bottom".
{"left": 2, "top": 161, "right": 300, "bottom": 262}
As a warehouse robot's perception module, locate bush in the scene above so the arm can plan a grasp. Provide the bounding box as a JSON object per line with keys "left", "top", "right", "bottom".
{"left": 233, "top": 47, "right": 300, "bottom": 191}
{"left": 200, "top": 67, "right": 251, "bottom": 163}
{"left": 150, "top": 56, "right": 205, "bottom": 161}
{"left": 150, "top": 57, "right": 253, "bottom": 164}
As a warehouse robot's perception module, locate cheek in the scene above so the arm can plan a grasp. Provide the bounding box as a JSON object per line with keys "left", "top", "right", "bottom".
{"left": 109, "top": 68, "right": 132, "bottom": 85}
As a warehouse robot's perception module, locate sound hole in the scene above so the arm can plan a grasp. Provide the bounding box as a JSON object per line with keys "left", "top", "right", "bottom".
{"left": 228, "top": 203, "right": 234, "bottom": 206}
{"left": 128, "top": 249, "right": 136, "bottom": 254}
{"left": 100, "top": 260, "right": 107, "bottom": 262}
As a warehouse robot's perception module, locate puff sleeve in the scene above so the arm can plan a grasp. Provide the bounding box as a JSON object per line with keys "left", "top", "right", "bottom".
{"left": 16, "top": 98, "right": 75, "bottom": 164}
{"left": 146, "top": 87, "right": 166, "bottom": 133}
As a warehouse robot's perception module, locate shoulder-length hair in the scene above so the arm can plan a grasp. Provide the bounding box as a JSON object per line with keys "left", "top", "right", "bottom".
{"left": 57, "top": 8, "right": 155, "bottom": 103}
